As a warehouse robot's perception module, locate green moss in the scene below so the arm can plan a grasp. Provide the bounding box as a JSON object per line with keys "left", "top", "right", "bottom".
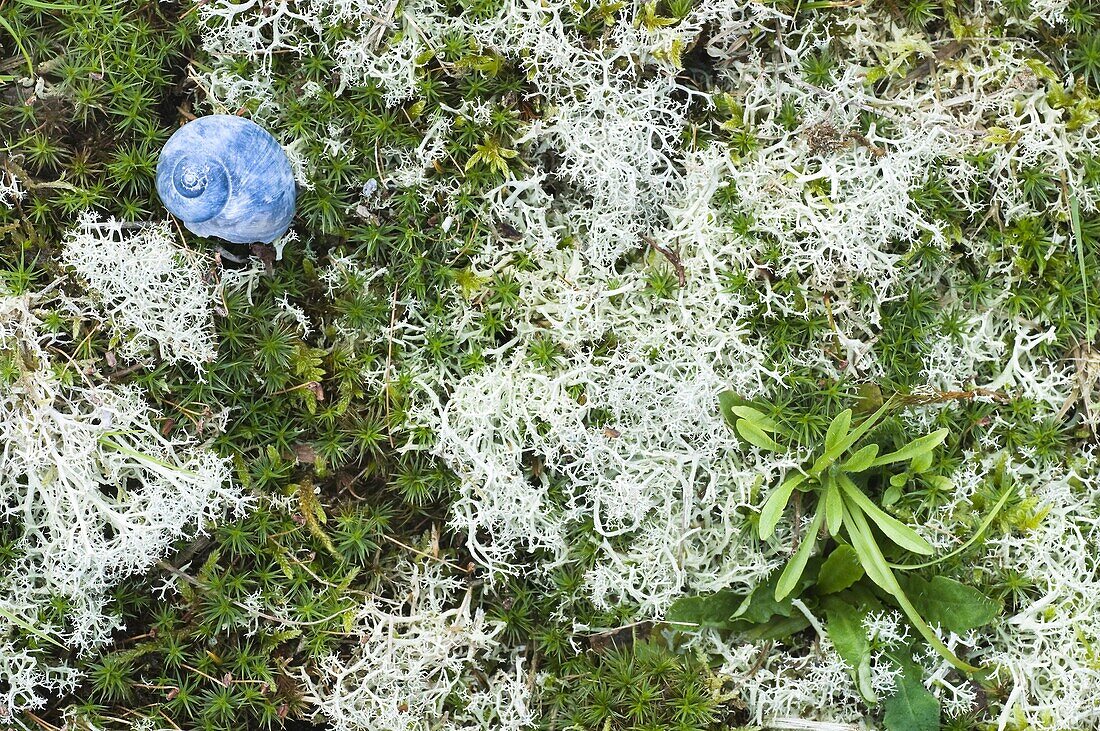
{"left": 541, "top": 639, "right": 722, "bottom": 731}
{"left": 4, "top": 0, "right": 1100, "bottom": 727}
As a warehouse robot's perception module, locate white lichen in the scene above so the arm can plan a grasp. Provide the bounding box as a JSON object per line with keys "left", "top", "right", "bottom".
{"left": 62, "top": 214, "right": 218, "bottom": 369}
{"left": 304, "top": 559, "right": 533, "bottom": 731}
{"left": 0, "top": 290, "right": 244, "bottom": 718}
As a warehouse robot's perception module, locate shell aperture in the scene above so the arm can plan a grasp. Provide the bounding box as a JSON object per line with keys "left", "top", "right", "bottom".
{"left": 156, "top": 115, "right": 296, "bottom": 244}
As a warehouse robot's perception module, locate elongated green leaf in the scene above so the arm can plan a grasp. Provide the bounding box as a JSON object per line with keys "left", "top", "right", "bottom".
{"left": 817, "top": 544, "right": 864, "bottom": 594}
{"left": 729, "top": 405, "right": 780, "bottom": 432}
{"left": 835, "top": 396, "right": 895, "bottom": 455}
{"left": 842, "top": 443, "right": 879, "bottom": 472}
{"left": 892, "top": 483, "right": 1015, "bottom": 570}
{"left": 838, "top": 475, "right": 933, "bottom": 555}
{"left": 775, "top": 507, "right": 825, "bottom": 601}
{"left": 812, "top": 399, "right": 894, "bottom": 475}
{"left": 824, "top": 477, "right": 843, "bottom": 536}
{"left": 1070, "top": 188, "right": 1095, "bottom": 341}
{"left": 0, "top": 607, "right": 66, "bottom": 650}
{"left": 825, "top": 409, "right": 852, "bottom": 453}
{"left": 843, "top": 502, "right": 978, "bottom": 673}
{"left": 0, "top": 14, "right": 33, "bottom": 75}
{"left": 101, "top": 437, "right": 200, "bottom": 476}
{"left": 736, "top": 419, "right": 782, "bottom": 451}
{"left": 871, "top": 429, "right": 948, "bottom": 468}
{"left": 809, "top": 451, "right": 832, "bottom": 476}
{"left": 720, "top": 393, "right": 794, "bottom": 437}
{"left": 843, "top": 502, "right": 891, "bottom": 589}
{"left": 758, "top": 473, "right": 805, "bottom": 540}
{"left": 13, "top": 0, "right": 83, "bottom": 8}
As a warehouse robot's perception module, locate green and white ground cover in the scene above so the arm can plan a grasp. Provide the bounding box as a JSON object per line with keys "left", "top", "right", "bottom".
{"left": 2, "top": 0, "right": 1100, "bottom": 729}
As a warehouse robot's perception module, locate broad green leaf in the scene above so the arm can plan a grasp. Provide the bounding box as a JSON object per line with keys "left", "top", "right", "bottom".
{"left": 842, "top": 582, "right": 886, "bottom": 611}
{"left": 824, "top": 478, "right": 843, "bottom": 536}
{"left": 924, "top": 474, "right": 953, "bottom": 492}
{"left": 719, "top": 391, "right": 756, "bottom": 428}
{"left": 910, "top": 450, "right": 934, "bottom": 473}
{"left": 883, "top": 671, "right": 940, "bottom": 731}
{"left": 663, "top": 586, "right": 810, "bottom": 638}
{"left": 733, "top": 589, "right": 795, "bottom": 623}
{"left": 882, "top": 484, "right": 902, "bottom": 506}
{"left": 871, "top": 429, "right": 949, "bottom": 467}
{"left": 775, "top": 507, "right": 825, "bottom": 601}
{"left": 734, "top": 558, "right": 822, "bottom": 624}
{"left": 718, "top": 390, "right": 739, "bottom": 427}
{"left": 738, "top": 613, "right": 811, "bottom": 641}
{"left": 736, "top": 419, "right": 782, "bottom": 451}
{"left": 817, "top": 544, "right": 864, "bottom": 594}
{"left": 825, "top": 409, "right": 852, "bottom": 453}
{"left": 838, "top": 475, "right": 933, "bottom": 555}
{"left": 857, "top": 383, "right": 885, "bottom": 412}
{"left": 842, "top": 443, "right": 879, "bottom": 472}
{"left": 843, "top": 502, "right": 978, "bottom": 673}
{"left": 758, "top": 473, "right": 805, "bottom": 540}
{"left": 823, "top": 596, "right": 874, "bottom": 701}
{"left": 898, "top": 575, "right": 1001, "bottom": 634}
{"left": 665, "top": 590, "right": 742, "bottom": 629}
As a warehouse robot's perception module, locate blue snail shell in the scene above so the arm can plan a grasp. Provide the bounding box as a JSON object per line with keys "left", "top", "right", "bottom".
{"left": 156, "top": 115, "right": 296, "bottom": 244}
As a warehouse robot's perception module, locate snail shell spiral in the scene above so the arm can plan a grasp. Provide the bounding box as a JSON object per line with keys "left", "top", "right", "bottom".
{"left": 156, "top": 115, "right": 296, "bottom": 245}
